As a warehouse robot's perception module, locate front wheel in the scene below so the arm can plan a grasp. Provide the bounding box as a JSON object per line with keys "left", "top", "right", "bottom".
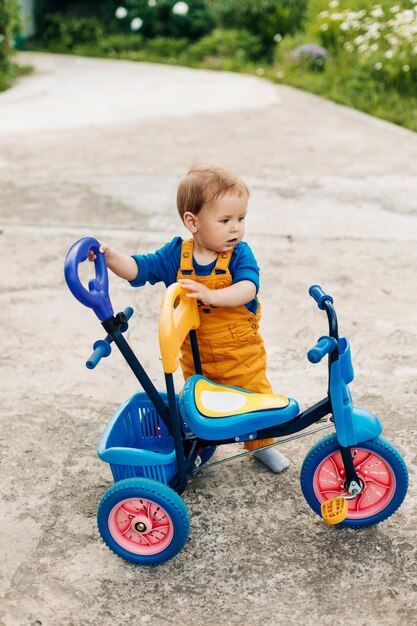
{"left": 301, "top": 434, "right": 408, "bottom": 528}
{"left": 97, "top": 478, "right": 190, "bottom": 565}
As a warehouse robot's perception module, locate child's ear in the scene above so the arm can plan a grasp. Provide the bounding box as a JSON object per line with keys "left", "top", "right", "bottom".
{"left": 183, "top": 211, "right": 198, "bottom": 233}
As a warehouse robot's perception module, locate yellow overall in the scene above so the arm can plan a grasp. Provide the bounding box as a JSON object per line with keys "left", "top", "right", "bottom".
{"left": 177, "top": 238, "right": 275, "bottom": 451}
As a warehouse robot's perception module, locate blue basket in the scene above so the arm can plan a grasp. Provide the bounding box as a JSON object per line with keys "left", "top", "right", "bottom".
{"left": 98, "top": 392, "right": 178, "bottom": 485}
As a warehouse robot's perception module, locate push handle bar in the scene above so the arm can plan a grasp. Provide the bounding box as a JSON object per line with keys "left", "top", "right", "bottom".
{"left": 64, "top": 237, "right": 114, "bottom": 321}
{"left": 86, "top": 307, "right": 134, "bottom": 369}
{"left": 309, "top": 284, "right": 334, "bottom": 310}
{"left": 308, "top": 335, "right": 337, "bottom": 363}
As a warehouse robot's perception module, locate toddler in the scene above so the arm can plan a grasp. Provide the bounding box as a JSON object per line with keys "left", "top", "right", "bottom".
{"left": 90, "top": 164, "right": 289, "bottom": 473}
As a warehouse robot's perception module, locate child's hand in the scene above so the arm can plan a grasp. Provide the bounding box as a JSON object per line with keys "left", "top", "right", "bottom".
{"left": 178, "top": 279, "right": 215, "bottom": 306}
{"left": 88, "top": 242, "right": 111, "bottom": 262}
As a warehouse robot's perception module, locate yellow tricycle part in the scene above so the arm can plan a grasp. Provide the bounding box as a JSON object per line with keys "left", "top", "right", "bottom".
{"left": 321, "top": 497, "right": 349, "bottom": 525}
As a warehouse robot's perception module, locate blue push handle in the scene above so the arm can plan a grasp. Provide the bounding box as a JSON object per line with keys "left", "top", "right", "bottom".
{"left": 64, "top": 237, "right": 114, "bottom": 321}
{"left": 308, "top": 335, "right": 337, "bottom": 363}
{"left": 309, "top": 284, "right": 334, "bottom": 310}
{"left": 86, "top": 307, "right": 134, "bottom": 369}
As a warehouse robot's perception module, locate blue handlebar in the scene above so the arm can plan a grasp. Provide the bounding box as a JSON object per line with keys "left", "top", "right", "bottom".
{"left": 308, "top": 336, "right": 337, "bottom": 363}
{"left": 119, "top": 306, "right": 134, "bottom": 332}
{"left": 87, "top": 339, "right": 112, "bottom": 369}
{"left": 309, "top": 284, "right": 334, "bottom": 310}
{"left": 64, "top": 237, "right": 114, "bottom": 321}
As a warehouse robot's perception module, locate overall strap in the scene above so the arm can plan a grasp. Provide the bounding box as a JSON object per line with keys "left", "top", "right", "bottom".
{"left": 179, "top": 238, "right": 194, "bottom": 273}
{"left": 213, "top": 248, "right": 234, "bottom": 274}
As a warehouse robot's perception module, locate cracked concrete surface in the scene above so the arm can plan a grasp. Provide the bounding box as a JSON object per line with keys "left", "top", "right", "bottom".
{"left": 0, "top": 52, "right": 416, "bottom": 626}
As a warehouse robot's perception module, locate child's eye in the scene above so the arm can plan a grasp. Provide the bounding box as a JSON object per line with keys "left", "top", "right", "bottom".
{"left": 239, "top": 216, "right": 246, "bottom": 222}
{"left": 220, "top": 219, "right": 229, "bottom": 224}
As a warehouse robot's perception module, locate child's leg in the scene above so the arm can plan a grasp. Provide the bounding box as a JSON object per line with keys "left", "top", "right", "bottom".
{"left": 253, "top": 447, "right": 290, "bottom": 473}
{"left": 180, "top": 336, "right": 290, "bottom": 473}
{"left": 239, "top": 374, "right": 289, "bottom": 473}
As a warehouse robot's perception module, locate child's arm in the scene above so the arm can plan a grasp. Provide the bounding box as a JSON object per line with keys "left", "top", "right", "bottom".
{"left": 178, "top": 278, "right": 256, "bottom": 307}
{"left": 89, "top": 243, "right": 138, "bottom": 282}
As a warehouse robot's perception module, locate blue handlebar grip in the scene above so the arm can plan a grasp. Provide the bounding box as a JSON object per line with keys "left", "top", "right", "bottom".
{"left": 309, "top": 284, "right": 334, "bottom": 310}
{"left": 120, "top": 306, "right": 134, "bottom": 330}
{"left": 64, "top": 237, "right": 114, "bottom": 321}
{"left": 308, "top": 336, "right": 337, "bottom": 364}
{"left": 86, "top": 339, "right": 112, "bottom": 370}
{"left": 124, "top": 307, "right": 134, "bottom": 320}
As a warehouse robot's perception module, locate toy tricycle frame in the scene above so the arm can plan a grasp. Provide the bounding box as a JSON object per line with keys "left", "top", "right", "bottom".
{"left": 64, "top": 237, "right": 408, "bottom": 565}
{"left": 96, "top": 284, "right": 371, "bottom": 499}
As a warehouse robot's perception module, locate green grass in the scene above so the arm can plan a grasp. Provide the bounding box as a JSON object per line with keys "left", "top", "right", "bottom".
{"left": 0, "top": 60, "right": 32, "bottom": 92}
{"left": 268, "top": 57, "right": 417, "bottom": 132}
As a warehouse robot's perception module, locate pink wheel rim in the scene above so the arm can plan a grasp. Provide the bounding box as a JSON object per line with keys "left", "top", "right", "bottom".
{"left": 108, "top": 497, "right": 174, "bottom": 555}
{"left": 313, "top": 447, "right": 396, "bottom": 518}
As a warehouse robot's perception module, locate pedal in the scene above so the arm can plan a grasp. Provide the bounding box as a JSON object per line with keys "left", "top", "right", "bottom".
{"left": 321, "top": 497, "right": 348, "bottom": 525}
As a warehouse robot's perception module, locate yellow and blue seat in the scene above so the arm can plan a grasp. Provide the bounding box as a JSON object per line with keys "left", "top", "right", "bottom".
{"left": 159, "top": 283, "right": 300, "bottom": 441}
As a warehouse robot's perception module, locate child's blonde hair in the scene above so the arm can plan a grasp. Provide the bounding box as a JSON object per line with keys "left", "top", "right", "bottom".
{"left": 177, "top": 164, "right": 250, "bottom": 218}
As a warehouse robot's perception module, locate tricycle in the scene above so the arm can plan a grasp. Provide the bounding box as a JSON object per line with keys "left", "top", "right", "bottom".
{"left": 64, "top": 237, "right": 408, "bottom": 565}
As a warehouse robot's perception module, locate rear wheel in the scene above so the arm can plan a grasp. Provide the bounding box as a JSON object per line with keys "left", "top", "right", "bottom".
{"left": 301, "top": 434, "right": 408, "bottom": 528}
{"left": 97, "top": 478, "right": 190, "bottom": 565}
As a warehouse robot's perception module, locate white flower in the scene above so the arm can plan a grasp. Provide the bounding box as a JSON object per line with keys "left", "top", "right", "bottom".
{"left": 344, "top": 41, "right": 354, "bottom": 52}
{"left": 275, "top": 71, "right": 285, "bottom": 79}
{"left": 390, "top": 5, "right": 400, "bottom": 13}
{"left": 115, "top": 6, "right": 128, "bottom": 19}
{"left": 148, "top": 0, "right": 157, "bottom": 6}
{"left": 385, "top": 49, "right": 394, "bottom": 58}
{"left": 402, "top": 64, "right": 410, "bottom": 71}
{"left": 370, "top": 43, "right": 379, "bottom": 51}
{"left": 130, "top": 17, "right": 143, "bottom": 31}
{"left": 374, "top": 62, "right": 382, "bottom": 70}
{"left": 320, "top": 24, "right": 329, "bottom": 31}
{"left": 319, "top": 11, "right": 329, "bottom": 18}
{"left": 273, "top": 33, "right": 282, "bottom": 43}
{"left": 256, "top": 68, "right": 265, "bottom": 76}
{"left": 340, "top": 22, "right": 350, "bottom": 31}
{"left": 371, "top": 7, "right": 384, "bottom": 18}
{"left": 172, "top": 1, "right": 189, "bottom": 16}
{"left": 0, "top": 34, "right": 5, "bottom": 43}
{"left": 329, "top": 0, "right": 339, "bottom": 8}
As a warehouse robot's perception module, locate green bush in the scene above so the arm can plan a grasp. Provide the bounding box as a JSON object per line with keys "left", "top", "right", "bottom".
{"left": 0, "top": 0, "right": 20, "bottom": 91}
{"left": 98, "top": 34, "right": 190, "bottom": 63}
{"left": 41, "top": 14, "right": 104, "bottom": 50}
{"left": 189, "top": 28, "right": 263, "bottom": 67}
{"left": 101, "top": 0, "right": 215, "bottom": 41}
{"left": 208, "top": 0, "right": 308, "bottom": 59}
{"left": 99, "top": 32, "right": 144, "bottom": 54}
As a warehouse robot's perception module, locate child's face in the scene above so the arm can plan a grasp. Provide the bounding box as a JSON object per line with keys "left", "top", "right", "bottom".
{"left": 191, "top": 192, "right": 248, "bottom": 253}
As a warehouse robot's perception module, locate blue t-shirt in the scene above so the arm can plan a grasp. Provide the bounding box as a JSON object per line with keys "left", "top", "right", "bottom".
{"left": 130, "top": 237, "right": 260, "bottom": 314}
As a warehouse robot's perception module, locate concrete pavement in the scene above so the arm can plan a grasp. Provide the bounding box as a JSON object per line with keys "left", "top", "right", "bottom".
{"left": 0, "top": 52, "right": 416, "bottom": 626}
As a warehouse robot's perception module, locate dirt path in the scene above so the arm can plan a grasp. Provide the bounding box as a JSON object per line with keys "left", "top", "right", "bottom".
{"left": 1, "top": 52, "right": 416, "bottom": 626}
